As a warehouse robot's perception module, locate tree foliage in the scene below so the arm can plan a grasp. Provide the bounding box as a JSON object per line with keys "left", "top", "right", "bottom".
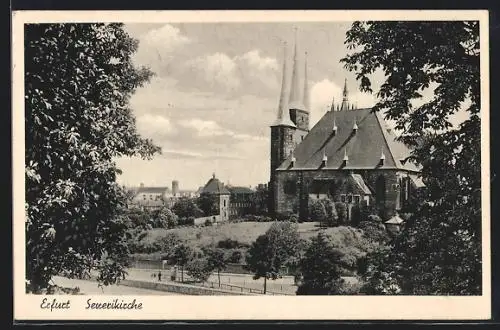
{"left": 308, "top": 199, "right": 327, "bottom": 224}
{"left": 25, "top": 23, "right": 161, "bottom": 292}
{"left": 186, "top": 258, "right": 212, "bottom": 283}
{"left": 170, "top": 243, "right": 193, "bottom": 282}
{"left": 341, "top": 21, "right": 481, "bottom": 294}
{"left": 245, "top": 221, "right": 301, "bottom": 293}
{"left": 335, "top": 202, "right": 349, "bottom": 225}
{"left": 172, "top": 198, "right": 204, "bottom": 219}
{"left": 296, "top": 232, "right": 347, "bottom": 295}
{"left": 197, "top": 194, "right": 219, "bottom": 217}
{"left": 153, "top": 207, "right": 178, "bottom": 229}
{"left": 206, "top": 248, "right": 228, "bottom": 287}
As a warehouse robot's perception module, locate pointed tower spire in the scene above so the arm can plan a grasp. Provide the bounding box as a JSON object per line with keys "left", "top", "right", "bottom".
{"left": 303, "top": 51, "right": 310, "bottom": 111}
{"left": 288, "top": 27, "right": 306, "bottom": 111}
{"left": 330, "top": 96, "right": 335, "bottom": 112}
{"left": 341, "top": 78, "right": 349, "bottom": 111}
{"left": 272, "top": 41, "right": 296, "bottom": 128}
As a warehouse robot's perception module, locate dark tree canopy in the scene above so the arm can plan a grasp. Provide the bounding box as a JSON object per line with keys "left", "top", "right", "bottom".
{"left": 341, "top": 21, "right": 481, "bottom": 294}
{"left": 245, "top": 221, "right": 301, "bottom": 293}
{"left": 25, "top": 23, "right": 161, "bottom": 292}
{"left": 296, "top": 232, "right": 346, "bottom": 295}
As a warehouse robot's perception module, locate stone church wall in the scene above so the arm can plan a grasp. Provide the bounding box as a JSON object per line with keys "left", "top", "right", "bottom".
{"left": 274, "top": 169, "right": 410, "bottom": 221}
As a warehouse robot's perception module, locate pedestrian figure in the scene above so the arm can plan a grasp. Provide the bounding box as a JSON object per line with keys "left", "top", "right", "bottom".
{"left": 171, "top": 266, "right": 177, "bottom": 281}
{"left": 152, "top": 272, "right": 156, "bottom": 279}
{"left": 158, "top": 271, "right": 162, "bottom": 282}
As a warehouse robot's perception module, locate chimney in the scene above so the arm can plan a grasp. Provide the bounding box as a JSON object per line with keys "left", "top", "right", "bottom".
{"left": 352, "top": 119, "right": 358, "bottom": 133}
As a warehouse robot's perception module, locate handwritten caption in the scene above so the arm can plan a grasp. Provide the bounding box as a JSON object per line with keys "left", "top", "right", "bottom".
{"left": 40, "top": 298, "right": 143, "bottom": 311}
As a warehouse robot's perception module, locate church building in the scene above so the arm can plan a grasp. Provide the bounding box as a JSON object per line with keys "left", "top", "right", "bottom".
{"left": 269, "top": 34, "right": 424, "bottom": 222}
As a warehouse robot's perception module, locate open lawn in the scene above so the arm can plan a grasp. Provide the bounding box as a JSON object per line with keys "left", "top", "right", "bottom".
{"left": 139, "top": 221, "right": 370, "bottom": 251}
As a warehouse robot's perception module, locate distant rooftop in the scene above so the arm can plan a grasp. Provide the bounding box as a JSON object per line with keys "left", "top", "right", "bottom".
{"left": 201, "top": 174, "right": 231, "bottom": 195}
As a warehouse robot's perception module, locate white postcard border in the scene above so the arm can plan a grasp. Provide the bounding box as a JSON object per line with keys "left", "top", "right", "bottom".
{"left": 12, "top": 9, "right": 491, "bottom": 321}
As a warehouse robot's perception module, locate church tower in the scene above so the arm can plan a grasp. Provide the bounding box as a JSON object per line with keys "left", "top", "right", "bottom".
{"left": 269, "top": 41, "right": 297, "bottom": 214}
{"left": 288, "top": 29, "right": 310, "bottom": 144}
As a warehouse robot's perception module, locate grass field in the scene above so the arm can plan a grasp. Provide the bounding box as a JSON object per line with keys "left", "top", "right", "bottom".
{"left": 139, "top": 221, "right": 370, "bottom": 251}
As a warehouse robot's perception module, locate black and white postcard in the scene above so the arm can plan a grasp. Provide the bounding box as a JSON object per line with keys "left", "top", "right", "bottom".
{"left": 12, "top": 10, "right": 491, "bottom": 320}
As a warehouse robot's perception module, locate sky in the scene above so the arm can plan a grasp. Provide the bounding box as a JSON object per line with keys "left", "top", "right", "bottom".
{"left": 115, "top": 22, "right": 467, "bottom": 191}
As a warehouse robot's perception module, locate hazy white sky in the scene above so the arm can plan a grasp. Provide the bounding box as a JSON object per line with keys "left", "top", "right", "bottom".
{"left": 115, "top": 22, "right": 466, "bottom": 190}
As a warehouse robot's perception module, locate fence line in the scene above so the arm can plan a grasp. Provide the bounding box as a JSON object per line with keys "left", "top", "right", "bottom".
{"left": 195, "top": 280, "right": 294, "bottom": 296}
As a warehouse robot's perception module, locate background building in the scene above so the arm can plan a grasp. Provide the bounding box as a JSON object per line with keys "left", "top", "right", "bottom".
{"left": 227, "top": 186, "right": 255, "bottom": 219}
{"left": 130, "top": 180, "right": 200, "bottom": 210}
{"left": 200, "top": 174, "right": 231, "bottom": 222}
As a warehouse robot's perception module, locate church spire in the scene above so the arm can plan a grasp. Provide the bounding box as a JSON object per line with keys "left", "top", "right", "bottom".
{"left": 341, "top": 78, "right": 350, "bottom": 111}
{"left": 330, "top": 96, "right": 335, "bottom": 112}
{"left": 272, "top": 41, "right": 296, "bottom": 128}
{"left": 288, "top": 28, "right": 306, "bottom": 111}
{"left": 303, "top": 51, "right": 310, "bottom": 111}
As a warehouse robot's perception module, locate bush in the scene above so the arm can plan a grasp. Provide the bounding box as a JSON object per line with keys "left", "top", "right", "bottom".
{"left": 227, "top": 250, "right": 243, "bottom": 263}
{"left": 186, "top": 258, "right": 212, "bottom": 283}
{"left": 358, "top": 220, "right": 389, "bottom": 244}
{"left": 243, "top": 215, "right": 273, "bottom": 222}
{"left": 367, "top": 214, "right": 382, "bottom": 223}
{"left": 322, "top": 199, "right": 339, "bottom": 227}
{"left": 308, "top": 199, "right": 327, "bottom": 223}
{"left": 288, "top": 214, "right": 299, "bottom": 223}
{"left": 178, "top": 216, "right": 195, "bottom": 226}
{"left": 335, "top": 202, "right": 348, "bottom": 225}
{"left": 204, "top": 219, "right": 212, "bottom": 227}
{"left": 158, "top": 232, "right": 183, "bottom": 256}
{"left": 399, "top": 213, "right": 413, "bottom": 221}
{"left": 154, "top": 207, "right": 178, "bottom": 229}
{"left": 275, "top": 211, "right": 298, "bottom": 222}
{"left": 336, "top": 279, "right": 362, "bottom": 295}
{"left": 217, "top": 238, "right": 241, "bottom": 249}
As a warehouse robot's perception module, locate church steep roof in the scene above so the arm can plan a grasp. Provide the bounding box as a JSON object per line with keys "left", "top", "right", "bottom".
{"left": 201, "top": 176, "right": 231, "bottom": 195}
{"left": 277, "top": 108, "right": 420, "bottom": 171}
